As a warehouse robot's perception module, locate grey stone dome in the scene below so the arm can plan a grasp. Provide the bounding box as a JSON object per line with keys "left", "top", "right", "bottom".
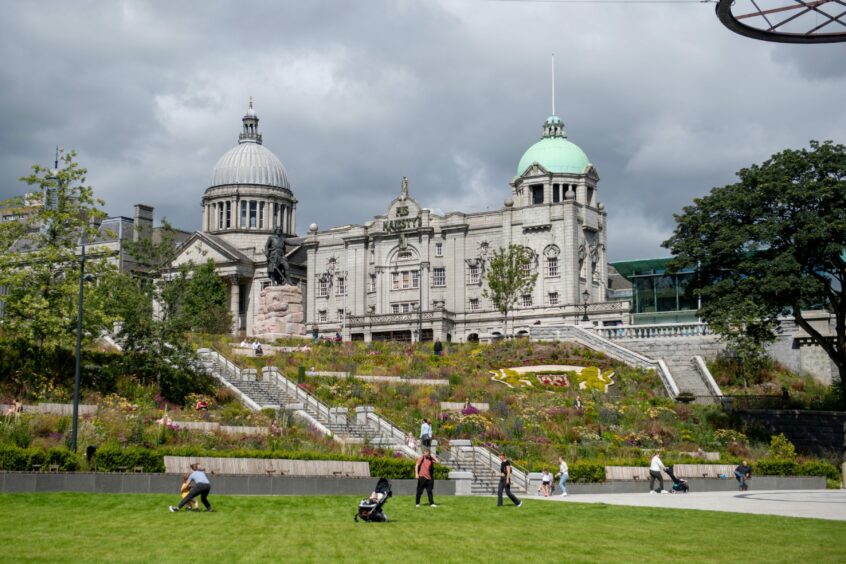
{"left": 207, "top": 100, "right": 291, "bottom": 190}
{"left": 208, "top": 142, "right": 290, "bottom": 190}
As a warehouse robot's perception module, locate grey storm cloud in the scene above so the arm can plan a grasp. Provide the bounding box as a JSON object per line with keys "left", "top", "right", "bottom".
{"left": 1, "top": 0, "right": 844, "bottom": 261}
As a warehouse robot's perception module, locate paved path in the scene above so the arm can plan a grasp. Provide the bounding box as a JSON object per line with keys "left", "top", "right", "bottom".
{"left": 535, "top": 490, "right": 846, "bottom": 521}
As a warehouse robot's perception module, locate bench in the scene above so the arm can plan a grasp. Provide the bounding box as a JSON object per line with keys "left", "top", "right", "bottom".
{"left": 605, "top": 464, "right": 737, "bottom": 481}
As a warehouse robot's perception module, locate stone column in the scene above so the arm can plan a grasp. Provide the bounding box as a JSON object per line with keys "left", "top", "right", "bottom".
{"left": 229, "top": 274, "right": 240, "bottom": 335}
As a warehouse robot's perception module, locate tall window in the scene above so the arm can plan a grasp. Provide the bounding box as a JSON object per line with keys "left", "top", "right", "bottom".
{"left": 337, "top": 309, "right": 345, "bottom": 322}
{"left": 240, "top": 201, "right": 247, "bottom": 228}
{"left": 433, "top": 268, "right": 446, "bottom": 287}
{"left": 218, "top": 204, "right": 224, "bottom": 230}
{"left": 402, "top": 271, "right": 410, "bottom": 289}
{"left": 392, "top": 270, "right": 420, "bottom": 290}
{"left": 546, "top": 257, "right": 559, "bottom": 278}
{"left": 532, "top": 185, "right": 544, "bottom": 205}
{"left": 548, "top": 292, "right": 560, "bottom": 306}
{"left": 259, "top": 202, "right": 265, "bottom": 229}
{"left": 249, "top": 201, "right": 257, "bottom": 228}
{"left": 412, "top": 270, "right": 420, "bottom": 289}
{"left": 469, "top": 264, "right": 480, "bottom": 284}
{"left": 273, "top": 203, "right": 279, "bottom": 229}
{"left": 469, "top": 298, "right": 480, "bottom": 311}
{"left": 336, "top": 276, "right": 347, "bottom": 296}
{"left": 225, "top": 201, "right": 231, "bottom": 228}
{"left": 392, "top": 272, "right": 400, "bottom": 290}
{"left": 435, "top": 242, "right": 443, "bottom": 257}
{"left": 521, "top": 294, "right": 533, "bottom": 307}
{"left": 368, "top": 274, "right": 376, "bottom": 293}
{"left": 318, "top": 279, "right": 329, "bottom": 298}
{"left": 520, "top": 262, "right": 531, "bottom": 277}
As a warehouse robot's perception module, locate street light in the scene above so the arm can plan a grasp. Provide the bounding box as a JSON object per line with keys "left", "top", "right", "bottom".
{"left": 70, "top": 217, "right": 99, "bottom": 452}
{"left": 581, "top": 289, "right": 590, "bottom": 322}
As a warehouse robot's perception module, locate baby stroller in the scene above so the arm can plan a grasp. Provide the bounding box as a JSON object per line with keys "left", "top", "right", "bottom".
{"left": 355, "top": 477, "right": 392, "bottom": 522}
{"left": 665, "top": 466, "right": 689, "bottom": 493}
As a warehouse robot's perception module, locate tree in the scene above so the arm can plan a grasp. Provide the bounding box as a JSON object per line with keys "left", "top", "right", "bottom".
{"left": 107, "top": 226, "right": 219, "bottom": 402}
{"left": 483, "top": 244, "right": 538, "bottom": 337}
{"left": 0, "top": 150, "right": 116, "bottom": 374}
{"left": 663, "top": 140, "right": 846, "bottom": 407}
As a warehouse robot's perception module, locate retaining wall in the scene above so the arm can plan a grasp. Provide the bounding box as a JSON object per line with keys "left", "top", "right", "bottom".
{"left": 0, "top": 472, "right": 455, "bottom": 496}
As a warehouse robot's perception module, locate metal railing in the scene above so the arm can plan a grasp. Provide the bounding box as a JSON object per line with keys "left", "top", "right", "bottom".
{"left": 448, "top": 441, "right": 528, "bottom": 493}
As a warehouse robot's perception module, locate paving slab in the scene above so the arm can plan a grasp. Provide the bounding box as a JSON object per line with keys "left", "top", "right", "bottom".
{"left": 534, "top": 490, "right": 846, "bottom": 521}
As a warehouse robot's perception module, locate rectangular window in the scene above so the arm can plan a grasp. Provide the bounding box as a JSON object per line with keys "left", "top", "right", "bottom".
{"left": 337, "top": 309, "right": 345, "bottom": 322}
{"left": 532, "top": 185, "right": 544, "bottom": 205}
{"left": 336, "top": 276, "right": 347, "bottom": 296}
{"left": 552, "top": 184, "right": 561, "bottom": 203}
{"left": 368, "top": 274, "right": 376, "bottom": 293}
{"left": 259, "top": 202, "right": 265, "bottom": 229}
{"left": 520, "top": 262, "right": 531, "bottom": 277}
{"left": 435, "top": 242, "right": 443, "bottom": 257}
{"left": 469, "top": 264, "right": 480, "bottom": 285}
{"left": 546, "top": 257, "right": 559, "bottom": 278}
{"left": 548, "top": 292, "right": 559, "bottom": 306}
{"left": 401, "top": 303, "right": 411, "bottom": 313}
{"left": 318, "top": 311, "right": 327, "bottom": 323}
{"left": 398, "top": 250, "right": 412, "bottom": 260}
{"left": 218, "top": 204, "right": 224, "bottom": 230}
{"left": 249, "top": 201, "right": 257, "bottom": 228}
{"left": 273, "top": 203, "right": 279, "bottom": 229}
{"left": 225, "top": 201, "right": 231, "bottom": 228}
{"left": 521, "top": 294, "right": 533, "bottom": 307}
{"left": 240, "top": 201, "right": 247, "bottom": 228}
{"left": 433, "top": 268, "right": 446, "bottom": 287}
{"left": 469, "top": 298, "right": 480, "bottom": 311}
{"left": 402, "top": 271, "right": 410, "bottom": 289}
{"left": 391, "top": 304, "right": 400, "bottom": 314}
{"left": 412, "top": 270, "right": 420, "bottom": 289}
{"left": 392, "top": 272, "right": 399, "bottom": 290}
{"left": 318, "top": 279, "right": 329, "bottom": 298}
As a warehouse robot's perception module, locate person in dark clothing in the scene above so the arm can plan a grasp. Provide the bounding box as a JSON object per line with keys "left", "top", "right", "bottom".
{"left": 735, "top": 461, "right": 752, "bottom": 491}
{"left": 433, "top": 339, "right": 443, "bottom": 357}
{"left": 169, "top": 463, "right": 212, "bottom": 512}
{"left": 415, "top": 449, "right": 438, "bottom": 507}
{"left": 497, "top": 453, "right": 522, "bottom": 507}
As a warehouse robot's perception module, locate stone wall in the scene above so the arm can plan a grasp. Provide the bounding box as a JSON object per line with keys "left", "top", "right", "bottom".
{"left": 730, "top": 409, "right": 846, "bottom": 455}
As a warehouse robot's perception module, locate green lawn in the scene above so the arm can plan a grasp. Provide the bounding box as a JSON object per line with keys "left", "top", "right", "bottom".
{"left": 1, "top": 494, "right": 844, "bottom": 563}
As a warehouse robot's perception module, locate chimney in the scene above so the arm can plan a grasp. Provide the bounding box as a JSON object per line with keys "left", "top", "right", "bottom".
{"left": 133, "top": 204, "right": 154, "bottom": 242}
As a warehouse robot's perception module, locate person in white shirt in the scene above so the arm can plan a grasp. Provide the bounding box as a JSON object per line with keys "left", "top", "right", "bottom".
{"left": 556, "top": 456, "right": 569, "bottom": 496}
{"left": 539, "top": 468, "right": 552, "bottom": 497}
{"left": 649, "top": 452, "right": 667, "bottom": 493}
{"left": 420, "top": 418, "right": 432, "bottom": 448}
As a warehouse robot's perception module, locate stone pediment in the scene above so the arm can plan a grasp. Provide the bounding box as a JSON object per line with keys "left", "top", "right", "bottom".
{"left": 172, "top": 231, "right": 253, "bottom": 268}
{"left": 518, "top": 162, "right": 551, "bottom": 178}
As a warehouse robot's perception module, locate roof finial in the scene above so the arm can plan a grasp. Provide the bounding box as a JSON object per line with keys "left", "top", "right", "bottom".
{"left": 551, "top": 53, "right": 555, "bottom": 116}
{"left": 400, "top": 176, "right": 409, "bottom": 199}
{"left": 54, "top": 145, "right": 59, "bottom": 170}
{"left": 249, "top": 96, "right": 253, "bottom": 110}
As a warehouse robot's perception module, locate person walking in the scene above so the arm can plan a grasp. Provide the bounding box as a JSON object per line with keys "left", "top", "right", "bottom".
{"left": 420, "top": 418, "right": 432, "bottom": 449}
{"left": 734, "top": 460, "right": 752, "bottom": 491}
{"left": 556, "top": 456, "right": 569, "bottom": 496}
{"left": 433, "top": 338, "right": 443, "bottom": 357}
{"left": 169, "top": 463, "right": 212, "bottom": 512}
{"left": 415, "top": 449, "right": 438, "bottom": 507}
{"left": 497, "top": 452, "right": 522, "bottom": 507}
{"left": 648, "top": 451, "right": 667, "bottom": 494}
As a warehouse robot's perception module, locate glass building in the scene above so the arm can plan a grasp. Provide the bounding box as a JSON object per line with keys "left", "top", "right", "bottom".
{"left": 610, "top": 258, "right": 699, "bottom": 324}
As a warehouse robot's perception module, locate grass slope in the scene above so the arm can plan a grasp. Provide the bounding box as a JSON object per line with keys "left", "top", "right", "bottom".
{"left": 1, "top": 494, "right": 844, "bottom": 563}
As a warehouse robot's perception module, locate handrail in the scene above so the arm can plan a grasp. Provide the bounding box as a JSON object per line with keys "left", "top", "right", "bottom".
{"left": 693, "top": 355, "right": 722, "bottom": 397}
{"left": 594, "top": 322, "right": 713, "bottom": 340}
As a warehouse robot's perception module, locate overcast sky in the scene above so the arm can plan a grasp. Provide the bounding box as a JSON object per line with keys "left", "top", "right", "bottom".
{"left": 1, "top": 0, "right": 844, "bottom": 261}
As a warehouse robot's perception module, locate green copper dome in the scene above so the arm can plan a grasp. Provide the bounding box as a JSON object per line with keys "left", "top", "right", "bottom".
{"left": 517, "top": 115, "right": 590, "bottom": 176}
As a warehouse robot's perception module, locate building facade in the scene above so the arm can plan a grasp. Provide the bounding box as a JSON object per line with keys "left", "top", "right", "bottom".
{"left": 302, "top": 115, "right": 628, "bottom": 342}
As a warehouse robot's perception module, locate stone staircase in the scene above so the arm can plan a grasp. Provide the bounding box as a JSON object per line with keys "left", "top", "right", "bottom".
{"left": 445, "top": 440, "right": 529, "bottom": 495}
{"left": 532, "top": 324, "right": 722, "bottom": 403}
{"left": 197, "top": 348, "right": 412, "bottom": 450}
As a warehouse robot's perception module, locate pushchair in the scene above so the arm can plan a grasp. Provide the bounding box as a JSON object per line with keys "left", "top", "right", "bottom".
{"left": 665, "top": 466, "right": 689, "bottom": 493}
{"left": 354, "top": 477, "right": 392, "bottom": 522}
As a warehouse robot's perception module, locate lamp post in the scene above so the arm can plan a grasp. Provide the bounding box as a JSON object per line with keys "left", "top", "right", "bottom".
{"left": 70, "top": 239, "right": 87, "bottom": 452}
{"left": 581, "top": 289, "right": 590, "bottom": 322}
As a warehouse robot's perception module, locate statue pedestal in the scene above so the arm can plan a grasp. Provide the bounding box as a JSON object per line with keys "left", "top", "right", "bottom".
{"left": 254, "top": 285, "right": 306, "bottom": 338}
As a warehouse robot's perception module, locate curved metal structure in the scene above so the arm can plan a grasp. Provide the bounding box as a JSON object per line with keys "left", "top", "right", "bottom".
{"left": 716, "top": 0, "right": 846, "bottom": 43}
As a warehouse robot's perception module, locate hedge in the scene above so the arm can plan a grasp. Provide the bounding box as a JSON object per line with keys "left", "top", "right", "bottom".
{"left": 755, "top": 459, "right": 840, "bottom": 481}
{"left": 568, "top": 463, "right": 606, "bottom": 483}
{"left": 0, "top": 446, "right": 81, "bottom": 471}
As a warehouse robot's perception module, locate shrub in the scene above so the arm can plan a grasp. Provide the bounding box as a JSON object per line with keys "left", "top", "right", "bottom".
{"left": 568, "top": 462, "right": 605, "bottom": 483}
{"left": 798, "top": 461, "right": 840, "bottom": 481}
{"left": 0, "top": 445, "right": 28, "bottom": 470}
{"left": 93, "top": 445, "right": 166, "bottom": 473}
{"left": 755, "top": 459, "right": 799, "bottom": 476}
{"left": 768, "top": 433, "right": 797, "bottom": 460}
{"left": 0, "top": 446, "right": 80, "bottom": 471}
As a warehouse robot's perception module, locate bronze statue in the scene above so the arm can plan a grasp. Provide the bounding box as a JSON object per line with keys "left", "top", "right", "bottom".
{"left": 265, "top": 227, "right": 291, "bottom": 285}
